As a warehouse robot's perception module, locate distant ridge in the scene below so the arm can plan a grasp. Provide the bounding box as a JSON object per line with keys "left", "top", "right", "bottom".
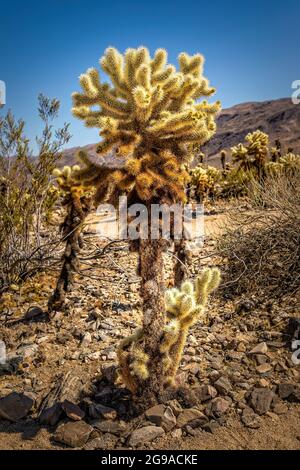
{"left": 61, "top": 97, "right": 300, "bottom": 168}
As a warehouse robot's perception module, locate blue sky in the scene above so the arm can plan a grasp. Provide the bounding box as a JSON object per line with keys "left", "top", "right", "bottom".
{"left": 1, "top": 0, "right": 299, "bottom": 148}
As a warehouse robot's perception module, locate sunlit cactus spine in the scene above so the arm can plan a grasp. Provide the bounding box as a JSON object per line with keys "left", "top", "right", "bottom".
{"left": 48, "top": 165, "right": 92, "bottom": 312}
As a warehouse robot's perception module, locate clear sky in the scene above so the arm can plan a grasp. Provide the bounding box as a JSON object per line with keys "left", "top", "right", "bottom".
{"left": 1, "top": 0, "right": 299, "bottom": 148}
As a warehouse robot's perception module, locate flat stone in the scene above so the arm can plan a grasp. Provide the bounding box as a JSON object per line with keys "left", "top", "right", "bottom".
{"left": 214, "top": 377, "right": 232, "bottom": 395}
{"left": 241, "top": 406, "right": 262, "bottom": 429}
{"left": 61, "top": 400, "right": 85, "bottom": 421}
{"left": 177, "top": 408, "right": 206, "bottom": 428}
{"left": 249, "top": 388, "right": 274, "bottom": 415}
{"left": 0, "top": 392, "right": 34, "bottom": 421}
{"left": 195, "top": 384, "right": 218, "bottom": 402}
{"left": 89, "top": 403, "right": 117, "bottom": 420}
{"left": 93, "top": 420, "right": 126, "bottom": 435}
{"left": 249, "top": 342, "right": 268, "bottom": 355}
{"left": 39, "top": 403, "right": 63, "bottom": 426}
{"left": 145, "top": 404, "right": 176, "bottom": 431}
{"left": 256, "top": 363, "right": 272, "bottom": 374}
{"left": 84, "top": 434, "right": 118, "bottom": 450}
{"left": 54, "top": 421, "right": 93, "bottom": 448}
{"left": 128, "top": 426, "right": 165, "bottom": 447}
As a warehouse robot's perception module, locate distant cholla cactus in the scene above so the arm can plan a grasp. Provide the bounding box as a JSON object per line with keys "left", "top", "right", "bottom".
{"left": 231, "top": 130, "right": 269, "bottom": 178}
{"left": 279, "top": 152, "right": 300, "bottom": 174}
{"left": 266, "top": 152, "right": 300, "bottom": 177}
{"left": 190, "top": 164, "right": 221, "bottom": 201}
{"left": 220, "top": 149, "right": 226, "bottom": 170}
{"left": 117, "top": 268, "right": 221, "bottom": 392}
{"left": 72, "top": 46, "right": 221, "bottom": 204}
{"left": 48, "top": 165, "right": 92, "bottom": 312}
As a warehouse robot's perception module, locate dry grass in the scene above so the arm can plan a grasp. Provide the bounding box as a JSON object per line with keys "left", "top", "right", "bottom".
{"left": 217, "top": 170, "right": 300, "bottom": 298}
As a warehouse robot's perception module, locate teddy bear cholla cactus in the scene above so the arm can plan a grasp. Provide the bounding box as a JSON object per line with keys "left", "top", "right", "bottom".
{"left": 190, "top": 164, "right": 221, "bottom": 201}
{"left": 48, "top": 165, "right": 91, "bottom": 312}
{"left": 231, "top": 130, "right": 269, "bottom": 179}
{"left": 72, "top": 46, "right": 220, "bottom": 402}
{"left": 117, "top": 267, "right": 221, "bottom": 394}
{"left": 72, "top": 46, "right": 220, "bottom": 204}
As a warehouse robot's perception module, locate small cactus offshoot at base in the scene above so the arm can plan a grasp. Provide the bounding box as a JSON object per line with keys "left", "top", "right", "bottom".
{"left": 117, "top": 267, "right": 221, "bottom": 393}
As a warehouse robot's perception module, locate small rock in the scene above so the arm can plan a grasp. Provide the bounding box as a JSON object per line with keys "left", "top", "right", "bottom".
{"left": 277, "top": 383, "right": 295, "bottom": 399}
{"left": 195, "top": 384, "right": 218, "bottom": 402}
{"left": 89, "top": 403, "right": 117, "bottom": 420}
{"left": 249, "top": 342, "right": 268, "bottom": 355}
{"left": 206, "top": 397, "right": 230, "bottom": 418}
{"left": 0, "top": 392, "right": 34, "bottom": 421}
{"left": 278, "top": 383, "right": 300, "bottom": 402}
{"left": 259, "top": 378, "right": 269, "bottom": 388}
{"left": 128, "top": 426, "right": 165, "bottom": 447}
{"left": 202, "top": 420, "right": 220, "bottom": 434}
{"left": 272, "top": 401, "right": 288, "bottom": 415}
{"left": 256, "top": 363, "right": 272, "bottom": 375}
{"left": 249, "top": 388, "right": 274, "bottom": 415}
{"left": 166, "top": 399, "right": 182, "bottom": 417}
{"left": 235, "top": 299, "right": 255, "bottom": 314}
{"left": 241, "top": 406, "right": 262, "bottom": 429}
{"left": 24, "top": 306, "right": 44, "bottom": 321}
{"left": 54, "top": 421, "right": 93, "bottom": 448}
{"left": 81, "top": 332, "right": 92, "bottom": 347}
{"left": 93, "top": 420, "right": 126, "bottom": 436}
{"left": 171, "top": 428, "right": 182, "bottom": 439}
{"left": 255, "top": 355, "right": 268, "bottom": 365}
{"left": 39, "top": 403, "right": 63, "bottom": 426}
{"left": 145, "top": 404, "right": 176, "bottom": 431}
{"left": 61, "top": 400, "right": 85, "bottom": 421}
{"left": 177, "top": 408, "right": 206, "bottom": 428}
{"left": 84, "top": 434, "right": 118, "bottom": 450}
{"left": 214, "top": 377, "right": 232, "bottom": 395}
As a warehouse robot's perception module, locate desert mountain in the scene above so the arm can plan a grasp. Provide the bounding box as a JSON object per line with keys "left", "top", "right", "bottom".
{"left": 61, "top": 97, "right": 300, "bottom": 168}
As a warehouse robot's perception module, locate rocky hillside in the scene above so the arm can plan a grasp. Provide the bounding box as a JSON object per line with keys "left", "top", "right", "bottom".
{"left": 60, "top": 97, "right": 300, "bottom": 168}
{"left": 203, "top": 97, "right": 300, "bottom": 166}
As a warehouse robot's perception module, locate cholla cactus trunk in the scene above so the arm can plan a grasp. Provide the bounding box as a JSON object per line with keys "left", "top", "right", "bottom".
{"left": 48, "top": 165, "right": 92, "bottom": 312}
{"left": 173, "top": 238, "right": 189, "bottom": 287}
{"left": 48, "top": 190, "right": 91, "bottom": 312}
{"left": 136, "top": 236, "right": 166, "bottom": 402}
{"left": 220, "top": 150, "right": 226, "bottom": 171}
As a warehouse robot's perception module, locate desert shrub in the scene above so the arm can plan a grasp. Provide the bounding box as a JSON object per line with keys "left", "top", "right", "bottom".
{"left": 217, "top": 170, "right": 300, "bottom": 297}
{"left": 0, "top": 95, "right": 71, "bottom": 292}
